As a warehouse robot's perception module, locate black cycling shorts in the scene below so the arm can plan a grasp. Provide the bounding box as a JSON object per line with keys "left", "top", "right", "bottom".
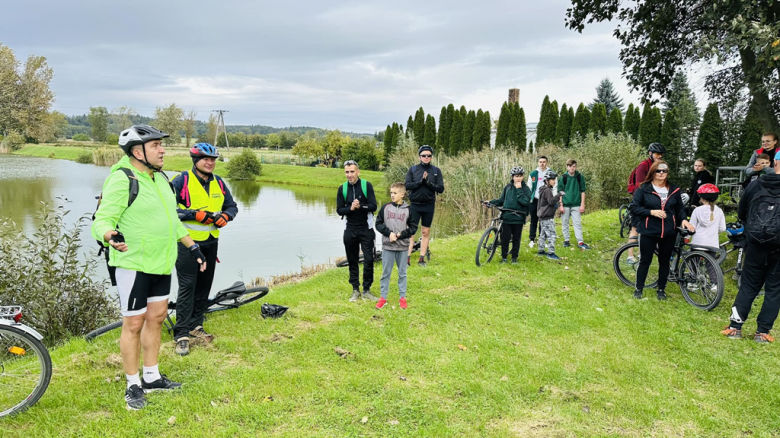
{"left": 115, "top": 268, "right": 171, "bottom": 317}
{"left": 411, "top": 204, "right": 435, "bottom": 228}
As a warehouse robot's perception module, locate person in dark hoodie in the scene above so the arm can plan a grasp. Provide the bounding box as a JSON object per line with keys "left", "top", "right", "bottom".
{"left": 629, "top": 160, "right": 694, "bottom": 300}
{"left": 485, "top": 166, "right": 532, "bottom": 264}
{"left": 721, "top": 150, "right": 780, "bottom": 343}
{"left": 537, "top": 171, "right": 562, "bottom": 260}
{"left": 336, "top": 160, "right": 378, "bottom": 303}
{"left": 405, "top": 145, "right": 444, "bottom": 267}
{"left": 689, "top": 158, "right": 716, "bottom": 207}
{"left": 375, "top": 182, "right": 418, "bottom": 309}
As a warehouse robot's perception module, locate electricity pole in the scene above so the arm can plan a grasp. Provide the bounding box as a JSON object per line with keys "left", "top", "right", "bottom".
{"left": 212, "top": 110, "right": 230, "bottom": 152}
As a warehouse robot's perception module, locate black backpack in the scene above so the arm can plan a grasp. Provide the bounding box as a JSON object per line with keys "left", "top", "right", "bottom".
{"left": 746, "top": 184, "right": 780, "bottom": 246}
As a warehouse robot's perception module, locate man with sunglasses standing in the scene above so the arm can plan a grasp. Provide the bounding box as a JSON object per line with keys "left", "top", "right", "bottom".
{"left": 405, "top": 145, "right": 445, "bottom": 267}
{"left": 337, "top": 160, "right": 379, "bottom": 302}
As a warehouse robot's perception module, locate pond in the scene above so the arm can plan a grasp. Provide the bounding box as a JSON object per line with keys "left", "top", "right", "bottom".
{"left": 0, "top": 155, "right": 460, "bottom": 297}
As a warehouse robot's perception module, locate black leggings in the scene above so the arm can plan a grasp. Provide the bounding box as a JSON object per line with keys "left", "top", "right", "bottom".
{"left": 500, "top": 223, "right": 523, "bottom": 259}
{"left": 636, "top": 234, "right": 676, "bottom": 291}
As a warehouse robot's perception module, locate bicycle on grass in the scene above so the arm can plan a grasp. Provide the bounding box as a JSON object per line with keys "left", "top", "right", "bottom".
{"left": 617, "top": 197, "right": 633, "bottom": 238}
{"left": 0, "top": 306, "right": 52, "bottom": 417}
{"left": 475, "top": 203, "right": 523, "bottom": 266}
{"left": 85, "top": 281, "right": 269, "bottom": 341}
{"left": 613, "top": 227, "right": 725, "bottom": 310}
{"left": 718, "top": 222, "right": 746, "bottom": 286}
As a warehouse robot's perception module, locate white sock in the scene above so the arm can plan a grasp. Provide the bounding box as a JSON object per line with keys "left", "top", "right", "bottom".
{"left": 143, "top": 364, "right": 161, "bottom": 382}
{"left": 126, "top": 373, "right": 141, "bottom": 389}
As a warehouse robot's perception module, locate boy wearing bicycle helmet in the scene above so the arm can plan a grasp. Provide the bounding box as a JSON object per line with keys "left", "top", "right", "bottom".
{"left": 689, "top": 184, "right": 726, "bottom": 248}
{"left": 537, "top": 171, "right": 562, "bottom": 260}
{"left": 170, "top": 143, "right": 238, "bottom": 356}
{"left": 485, "top": 166, "right": 532, "bottom": 264}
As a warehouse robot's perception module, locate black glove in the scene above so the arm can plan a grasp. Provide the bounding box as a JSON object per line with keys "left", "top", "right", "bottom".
{"left": 189, "top": 244, "right": 205, "bottom": 263}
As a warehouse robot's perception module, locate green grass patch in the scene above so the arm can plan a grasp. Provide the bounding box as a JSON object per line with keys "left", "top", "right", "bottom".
{"left": 12, "top": 144, "right": 384, "bottom": 190}
{"left": 5, "top": 210, "right": 780, "bottom": 437}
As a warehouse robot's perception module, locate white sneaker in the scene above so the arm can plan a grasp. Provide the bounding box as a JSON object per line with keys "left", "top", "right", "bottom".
{"left": 528, "top": 240, "right": 535, "bottom": 248}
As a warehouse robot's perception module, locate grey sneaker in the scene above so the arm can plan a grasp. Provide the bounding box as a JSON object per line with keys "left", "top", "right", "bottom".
{"left": 349, "top": 289, "right": 360, "bottom": 302}
{"left": 362, "top": 290, "right": 379, "bottom": 302}
{"left": 141, "top": 373, "right": 182, "bottom": 392}
{"left": 125, "top": 384, "right": 147, "bottom": 410}
{"left": 174, "top": 338, "right": 190, "bottom": 356}
{"left": 189, "top": 326, "right": 214, "bottom": 343}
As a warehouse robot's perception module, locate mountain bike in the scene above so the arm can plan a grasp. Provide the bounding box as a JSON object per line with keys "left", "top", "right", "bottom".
{"left": 617, "top": 198, "right": 633, "bottom": 238}
{"left": 85, "top": 282, "right": 269, "bottom": 341}
{"left": 476, "top": 204, "right": 522, "bottom": 266}
{"left": 613, "top": 228, "right": 725, "bottom": 310}
{"left": 0, "top": 306, "right": 52, "bottom": 417}
{"left": 335, "top": 239, "right": 431, "bottom": 268}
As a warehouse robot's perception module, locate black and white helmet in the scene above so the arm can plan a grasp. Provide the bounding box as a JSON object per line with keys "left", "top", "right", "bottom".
{"left": 510, "top": 166, "right": 525, "bottom": 176}
{"left": 118, "top": 125, "right": 169, "bottom": 154}
{"left": 544, "top": 170, "right": 558, "bottom": 181}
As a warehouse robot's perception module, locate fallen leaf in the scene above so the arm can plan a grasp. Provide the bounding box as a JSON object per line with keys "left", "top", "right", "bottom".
{"left": 334, "top": 347, "right": 352, "bottom": 358}
{"left": 500, "top": 375, "right": 509, "bottom": 381}
{"left": 168, "top": 416, "right": 176, "bottom": 425}
{"left": 596, "top": 308, "right": 604, "bottom": 312}
{"left": 565, "top": 266, "right": 570, "bottom": 270}
{"left": 457, "top": 344, "right": 468, "bottom": 351}
{"left": 582, "top": 406, "right": 590, "bottom": 414}
{"left": 388, "top": 419, "right": 400, "bottom": 426}
{"left": 361, "top": 416, "right": 369, "bottom": 424}
{"left": 262, "top": 395, "right": 274, "bottom": 402}
{"left": 114, "top": 376, "right": 121, "bottom": 382}
{"left": 563, "top": 286, "right": 571, "bottom": 291}
{"left": 513, "top": 342, "right": 520, "bottom": 346}
{"left": 105, "top": 378, "right": 111, "bottom": 384}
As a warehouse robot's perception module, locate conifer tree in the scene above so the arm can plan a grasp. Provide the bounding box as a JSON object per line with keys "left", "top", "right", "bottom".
{"left": 588, "top": 103, "right": 607, "bottom": 136}
{"left": 436, "top": 106, "right": 448, "bottom": 153}
{"left": 413, "top": 107, "right": 425, "bottom": 145}
{"left": 516, "top": 105, "right": 527, "bottom": 152}
{"left": 548, "top": 100, "right": 560, "bottom": 143}
{"left": 496, "top": 102, "right": 510, "bottom": 147}
{"left": 570, "top": 103, "right": 590, "bottom": 139}
{"left": 639, "top": 103, "right": 655, "bottom": 148}
{"left": 393, "top": 122, "right": 402, "bottom": 147}
{"left": 482, "top": 111, "right": 492, "bottom": 149}
{"left": 384, "top": 124, "right": 393, "bottom": 161}
{"left": 406, "top": 116, "right": 414, "bottom": 136}
{"left": 536, "top": 96, "right": 553, "bottom": 145}
{"left": 607, "top": 107, "right": 624, "bottom": 134}
{"left": 424, "top": 114, "right": 436, "bottom": 147}
{"left": 739, "top": 103, "right": 765, "bottom": 164}
{"left": 529, "top": 139, "right": 534, "bottom": 152}
{"left": 508, "top": 103, "right": 520, "bottom": 149}
{"left": 624, "top": 103, "right": 640, "bottom": 140}
{"left": 472, "top": 109, "right": 485, "bottom": 150}
{"left": 554, "top": 103, "right": 572, "bottom": 147}
{"left": 588, "top": 77, "right": 625, "bottom": 114}
{"left": 660, "top": 108, "right": 683, "bottom": 184}
{"left": 448, "top": 109, "right": 463, "bottom": 155}
{"left": 463, "top": 110, "right": 476, "bottom": 152}
{"left": 696, "top": 103, "right": 725, "bottom": 169}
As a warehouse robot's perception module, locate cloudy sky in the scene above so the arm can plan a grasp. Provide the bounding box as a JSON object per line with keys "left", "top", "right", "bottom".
{"left": 4, "top": 0, "right": 693, "bottom": 133}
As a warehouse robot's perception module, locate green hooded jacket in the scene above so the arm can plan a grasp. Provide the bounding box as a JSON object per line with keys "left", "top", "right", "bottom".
{"left": 91, "top": 156, "right": 189, "bottom": 275}
{"left": 489, "top": 183, "right": 532, "bottom": 224}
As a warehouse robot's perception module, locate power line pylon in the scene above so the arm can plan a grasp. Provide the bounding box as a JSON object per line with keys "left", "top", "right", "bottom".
{"left": 212, "top": 110, "right": 230, "bottom": 152}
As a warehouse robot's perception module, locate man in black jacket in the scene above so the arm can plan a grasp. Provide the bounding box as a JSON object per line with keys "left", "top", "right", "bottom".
{"left": 722, "top": 154, "right": 780, "bottom": 343}
{"left": 336, "top": 160, "right": 379, "bottom": 302}
{"left": 405, "top": 145, "right": 445, "bottom": 267}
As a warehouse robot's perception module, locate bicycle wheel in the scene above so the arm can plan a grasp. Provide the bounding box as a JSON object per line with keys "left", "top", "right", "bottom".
{"left": 84, "top": 320, "right": 123, "bottom": 341}
{"left": 475, "top": 227, "right": 499, "bottom": 266}
{"left": 0, "top": 325, "right": 52, "bottom": 417}
{"left": 679, "top": 251, "right": 724, "bottom": 311}
{"left": 212, "top": 286, "right": 269, "bottom": 308}
{"left": 618, "top": 204, "right": 628, "bottom": 225}
{"left": 620, "top": 214, "right": 632, "bottom": 239}
{"left": 613, "top": 242, "right": 659, "bottom": 289}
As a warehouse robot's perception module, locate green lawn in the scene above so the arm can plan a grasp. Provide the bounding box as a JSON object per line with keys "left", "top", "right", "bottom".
{"left": 5, "top": 210, "right": 780, "bottom": 437}
{"left": 12, "top": 144, "right": 384, "bottom": 190}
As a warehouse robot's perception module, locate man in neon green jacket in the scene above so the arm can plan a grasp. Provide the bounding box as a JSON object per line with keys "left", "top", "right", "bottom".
{"left": 92, "top": 125, "right": 206, "bottom": 411}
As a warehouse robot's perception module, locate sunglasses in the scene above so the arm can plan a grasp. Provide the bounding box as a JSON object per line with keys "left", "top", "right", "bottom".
{"left": 420, "top": 154, "right": 432, "bottom": 158}
{"left": 655, "top": 169, "right": 669, "bottom": 174}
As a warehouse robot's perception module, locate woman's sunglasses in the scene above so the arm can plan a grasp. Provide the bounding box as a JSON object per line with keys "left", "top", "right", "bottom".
{"left": 655, "top": 169, "right": 669, "bottom": 174}
{"left": 420, "top": 154, "right": 432, "bottom": 158}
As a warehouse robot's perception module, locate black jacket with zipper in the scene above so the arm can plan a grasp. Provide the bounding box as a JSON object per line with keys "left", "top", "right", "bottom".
{"left": 404, "top": 162, "right": 444, "bottom": 205}
{"left": 630, "top": 182, "right": 686, "bottom": 238}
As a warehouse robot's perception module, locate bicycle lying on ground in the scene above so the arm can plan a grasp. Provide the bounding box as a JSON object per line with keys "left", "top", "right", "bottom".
{"left": 0, "top": 306, "right": 52, "bottom": 417}
{"left": 85, "top": 282, "right": 269, "bottom": 341}
{"left": 613, "top": 227, "right": 725, "bottom": 310}
{"left": 335, "top": 238, "right": 431, "bottom": 268}
{"left": 475, "top": 203, "right": 523, "bottom": 266}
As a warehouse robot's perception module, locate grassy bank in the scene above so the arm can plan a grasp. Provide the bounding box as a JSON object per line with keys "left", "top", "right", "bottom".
{"left": 12, "top": 144, "right": 384, "bottom": 189}
{"left": 5, "top": 210, "right": 780, "bottom": 437}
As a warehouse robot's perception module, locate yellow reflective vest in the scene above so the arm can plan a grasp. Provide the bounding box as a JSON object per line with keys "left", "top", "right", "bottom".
{"left": 177, "top": 170, "right": 225, "bottom": 241}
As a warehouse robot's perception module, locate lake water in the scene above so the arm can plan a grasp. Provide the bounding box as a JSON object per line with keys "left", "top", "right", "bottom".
{"left": 0, "top": 155, "right": 456, "bottom": 298}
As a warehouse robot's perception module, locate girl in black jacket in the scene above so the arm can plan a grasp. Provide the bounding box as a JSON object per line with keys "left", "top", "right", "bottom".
{"left": 629, "top": 160, "right": 695, "bottom": 300}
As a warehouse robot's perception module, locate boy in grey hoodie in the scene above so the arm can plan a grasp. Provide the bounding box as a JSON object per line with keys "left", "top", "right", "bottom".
{"left": 375, "top": 183, "right": 419, "bottom": 309}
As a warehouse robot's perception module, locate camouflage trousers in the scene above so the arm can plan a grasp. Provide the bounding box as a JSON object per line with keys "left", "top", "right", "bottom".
{"left": 537, "top": 219, "right": 557, "bottom": 254}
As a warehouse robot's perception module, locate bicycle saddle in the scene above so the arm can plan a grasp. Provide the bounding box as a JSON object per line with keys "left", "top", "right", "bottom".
{"left": 216, "top": 281, "right": 246, "bottom": 297}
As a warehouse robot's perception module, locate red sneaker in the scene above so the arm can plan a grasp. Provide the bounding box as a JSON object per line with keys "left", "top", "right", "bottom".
{"left": 376, "top": 298, "right": 387, "bottom": 309}
{"left": 399, "top": 297, "right": 408, "bottom": 309}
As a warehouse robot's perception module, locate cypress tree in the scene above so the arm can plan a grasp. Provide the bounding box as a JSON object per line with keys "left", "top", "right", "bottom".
{"left": 624, "top": 103, "right": 640, "bottom": 140}
{"left": 516, "top": 105, "right": 527, "bottom": 152}
{"left": 568, "top": 106, "right": 574, "bottom": 142}
{"left": 571, "top": 103, "right": 590, "bottom": 139}
{"left": 393, "top": 122, "right": 402, "bottom": 147}
{"left": 413, "top": 107, "right": 425, "bottom": 145}
{"left": 639, "top": 103, "right": 653, "bottom": 147}
{"left": 406, "top": 116, "right": 414, "bottom": 136}
{"left": 660, "top": 108, "right": 683, "bottom": 184}
{"left": 651, "top": 107, "right": 663, "bottom": 144}
{"left": 463, "top": 110, "right": 476, "bottom": 152}
{"left": 739, "top": 102, "right": 764, "bottom": 164}
{"left": 548, "top": 100, "right": 560, "bottom": 144}
{"left": 460, "top": 105, "right": 467, "bottom": 121}
{"left": 448, "top": 109, "right": 463, "bottom": 155}
{"left": 696, "top": 103, "right": 725, "bottom": 169}
{"left": 423, "top": 114, "right": 436, "bottom": 147}
{"left": 607, "top": 107, "right": 624, "bottom": 134}
{"left": 472, "top": 109, "right": 485, "bottom": 150}
{"left": 529, "top": 139, "right": 534, "bottom": 152}
{"left": 482, "top": 111, "right": 492, "bottom": 149}
{"left": 496, "top": 102, "right": 510, "bottom": 147}
{"left": 536, "top": 96, "right": 553, "bottom": 145}
{"left": 554, "top": 103, "right": 572, "bottom": 147}
{"left": 445, "top": 104, "right": 455, "bottom": 151}
{"left": 589, "top": 103, "right": 608, "bottom": 136}
{"left": 384, "top": 124, "right": 393, "bottom": 161}
{"left": 436, "top": 106, "right": 448, "bottom": 153}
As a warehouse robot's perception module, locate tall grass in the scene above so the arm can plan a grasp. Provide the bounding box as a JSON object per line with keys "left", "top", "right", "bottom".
{"left": 92, "top": 147, "right": 123, "bottom": 166}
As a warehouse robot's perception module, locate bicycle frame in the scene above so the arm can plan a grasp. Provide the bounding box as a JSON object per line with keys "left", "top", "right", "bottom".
{"left": 0, "top": 307, "right": 44, "bottom": 341}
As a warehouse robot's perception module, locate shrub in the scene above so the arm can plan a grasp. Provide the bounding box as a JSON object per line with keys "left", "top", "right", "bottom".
{"left": 0, "top": 206, "right": 119, "bottom": 344}
{"left": 92, "top": 147, "right": 123, "bottom": 166}
{"left": 48, "top": 152, "right": 56, "bottom": 159}
{"left": 76, "top": 151, "right": 94, "bottom": 164}
{"left": 105, "top": 133, "right": 119, "bottom": 145}
{"left": 2, "top": 130, "right": 26, "bottom": 151}
{"left": 226, "top": 148, "right": 262, "bottom": 180}
{"left": 72, "top": 133, "right": 91, "bottom": 142}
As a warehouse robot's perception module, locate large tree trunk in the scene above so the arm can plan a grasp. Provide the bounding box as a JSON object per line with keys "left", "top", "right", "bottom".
{"left": 739, "top": 48, "right": 780, "bottom": 133}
